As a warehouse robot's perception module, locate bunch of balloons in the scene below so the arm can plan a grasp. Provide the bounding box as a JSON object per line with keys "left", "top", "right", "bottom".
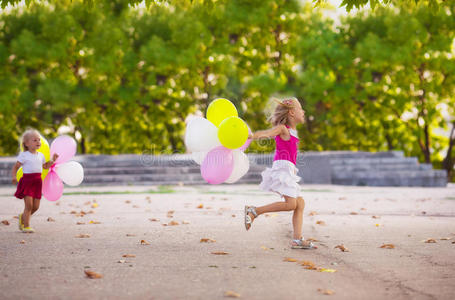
{"left": 185, "top": 98, "right": 252, "bottom": 184}
{"left": 16, "top": 135, "right": 84, "bottom": 201}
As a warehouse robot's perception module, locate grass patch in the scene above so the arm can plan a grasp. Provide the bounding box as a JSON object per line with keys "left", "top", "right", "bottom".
{"left": 63, "top": 185, "right": 176, "bottom": 195}
{"left": 445, "top": 197, "right": 455, "bottom": 200}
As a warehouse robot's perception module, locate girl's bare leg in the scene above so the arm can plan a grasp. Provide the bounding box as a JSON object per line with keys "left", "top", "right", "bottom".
{"left": 31, "top": 198, "right": 40, "bottom": 215}
{"left": 292, "top": 197, "right": 305, "bottom": 239}
{"left": 22, "top": 196, "right": 33, "bottom": 228}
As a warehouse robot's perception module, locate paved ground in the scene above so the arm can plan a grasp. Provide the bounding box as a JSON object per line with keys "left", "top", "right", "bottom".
{"left": 0, "top": 183, "right": 454, "bottom": 300}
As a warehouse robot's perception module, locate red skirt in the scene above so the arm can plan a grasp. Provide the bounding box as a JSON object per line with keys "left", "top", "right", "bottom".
{"left": 15, "top": 173, "right": 42, "bottom": 199}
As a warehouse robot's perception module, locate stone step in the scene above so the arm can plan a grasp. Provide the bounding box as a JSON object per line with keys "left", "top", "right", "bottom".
{"left": 329, "top": 157, "right": 418, "bottom": 165}
{"left": 331, "top": 163, "right": 432, "bottom": 172}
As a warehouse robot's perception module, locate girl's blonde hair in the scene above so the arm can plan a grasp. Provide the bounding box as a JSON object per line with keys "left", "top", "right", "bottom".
{"left": 268, "top": 97, "right": 299, "bottom": 126}
{"left": 20, "top": 129, "right": 40, "bottom": 151}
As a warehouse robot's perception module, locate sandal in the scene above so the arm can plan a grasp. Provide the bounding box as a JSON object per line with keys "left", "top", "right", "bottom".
{"left": 22, "top": 227, "right": 35, "bottom": 233}
{"left": 18, "top": 213, "right": 23, "bottom": 231}
{"left": 291, "top": 238, "right": 315, "bottom": 249}
{"left": 244, "top": 206, "right": 257, "bottom": 231}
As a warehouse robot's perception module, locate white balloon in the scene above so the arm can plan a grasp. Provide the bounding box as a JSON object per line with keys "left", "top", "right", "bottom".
{"left": 192, "top": 151, "right": 208, "bottom": 165}
{"left": 225, "top": 150, "right": 249, "bottom": 183}
{"left": 55, "top": 161, "right": 84, "bottom": 186}
{"left": 185, "top": 117, "right": 221, "bottom": 152}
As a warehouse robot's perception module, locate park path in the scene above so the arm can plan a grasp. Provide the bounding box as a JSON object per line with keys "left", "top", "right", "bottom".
{"left": 1, "top": 184, "right": 454, "bottom": 299}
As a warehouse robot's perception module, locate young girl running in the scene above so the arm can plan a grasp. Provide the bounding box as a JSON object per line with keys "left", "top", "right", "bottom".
{"left": 245, "top": 98, "right": 314, "bottom": 249}
{"left": 11, "top": 129, "right": 58, "bottom": 233}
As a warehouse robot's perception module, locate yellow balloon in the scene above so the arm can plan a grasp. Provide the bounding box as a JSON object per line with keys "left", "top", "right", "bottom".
{"left": 207, "top": 98, "right": 238, "bottom": 127}
{"left": 218, "top": 116, "right": 248, "bottom": 149}
{"left": 16, "top": 167, "right": 49, "bottom": 182}
{"left": 20, "top": 135, "right": 50, "bottom": 161}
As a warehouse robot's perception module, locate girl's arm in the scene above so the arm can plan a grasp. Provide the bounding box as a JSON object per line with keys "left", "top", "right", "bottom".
{"left": 250, "top": 124, "right": 288, "bottom": 140}
{"left": 11, "top": 161, "right": 22, "bottom": 185}
{"left": 43, "top": 153, "right": 59, "bottom": 169}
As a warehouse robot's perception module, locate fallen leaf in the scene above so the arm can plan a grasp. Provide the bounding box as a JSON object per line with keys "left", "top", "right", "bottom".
{"left": 372, "top": 216, "right": 380, "bottom": 219}
{"left": 283, "top": 257, "right": 298, "bottom": 262}
{"left": 13, "top": 216, "right": 19, "bottom": 219}
{"left": 91, "top": 203, "right": 98, "bottom": 208}
{"left": 197, "top": 204, "right": 204, "bottom": 209}
{"left": 375, "top": 224, "right": 381, "bottom": 227}
{"left": 205, "top": 206, "right": 213, "bottom": 210}
{"left": 117, "top": 260, "right": 126, "bottom": 263}
{"left": 1, "top": 220, "right": 10, "bottom": 225}
{"left": 122, "top": 254, "right": 136, "bottom": 258}
{"left": 149, "top": 218, "right": 160, "bottom": 222}
{"left": 231, "top": 214, "right": 236, "bottom": 218}
{"left": 360, "top": 208, "right": 367, "bottom": 211}
{"left": 89, "top": 221, "right": 101, "bottom": 224}
{"left": 125, "top": 200, "right": 131, "bottom": 204}
{"left": 260, "top": 246, "right": 270, "bottom": 250}
{"left": 299, "top": 260, "right": 318, "bottom": 270}
{"left": 209, "top": 265, "right": 218, "bottom": 268}
{"left": 132, "top": 205, "right": 140, "bottom": 208}
{"left": 140, "top": 240, "right": 151, "bottom": 245}
{"left": 84, "top": 270, "right": 103, "bottom": 279}
{"left": 424, "top": 239, "right": 437, "bottom": 243}
{"left": 380, "top": 244, "right": 395, "bottom": 249}
{"left": 75, "top": 234, "right": 91, "bottom": 238}
{"left": 350, "top": 212, "right": 358, "bottom": 215}
{"left": 47, "top": 217, "right": 55, "bottom": 222}
{"left": 316, "top": 220, "right": 326, "bottom": 225}
{"left": 168, "top": 221, "right": 179, "bottom": 226}
{"left": 200, "top": 238, "right": 216, "bottom": 243}
{"left": 317, "top": 289, "right": 335, "bottom": 295}
{"left": 224, "top": 291, "right": 241, "bottom": 298}
{"left": 334, "top": 245, "right": 349, "bottom": 252}
{"left": 319, "top": 268, "right": 337, "bottom": 273}
{"left": 19, "top": 240, "right": 26, "bottom": 244}
{"left": 76, "top": 222, "right": 85, "bottom": 225}
{"left": 182, "top": 220, "right": 190, "bottom": 224}
{"left": 211, "top": 251, "right": 229, "bottom": 255}
{"left": 338, "top": 197, "right": 346, "bottom": 200}
{"left": 308, "top": 211, "right": 317, "bottom": 216}
{"left": 126, "top": 234, "right": 136, "bottom": 237}
{"left": 440, "top": 237, "right": 451, "bottom": 240}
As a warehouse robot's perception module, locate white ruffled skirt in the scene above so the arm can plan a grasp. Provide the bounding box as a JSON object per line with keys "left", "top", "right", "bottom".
{"left": 259, "top": 160, "right": 301, "bottom": 198}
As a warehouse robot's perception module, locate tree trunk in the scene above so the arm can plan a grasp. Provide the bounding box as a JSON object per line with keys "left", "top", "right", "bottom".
{"left": 442, "top": 122, "right": 455, "bottom": 181}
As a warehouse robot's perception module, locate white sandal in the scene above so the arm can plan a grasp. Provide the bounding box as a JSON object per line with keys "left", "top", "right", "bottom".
{"left": 244, "top": 206, "right": 257, "bottom": 231}
{"left": 291, "top": 238, "right": 315, "bottom": 249}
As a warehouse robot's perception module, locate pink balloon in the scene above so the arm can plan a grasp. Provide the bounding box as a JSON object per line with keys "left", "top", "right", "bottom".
{"left": 201, "top": 146, "right": 234, "bottom": 184}
{"left": 42, "top": 170, "right": 64, "bottom": 201}
{"left": 50, "top": 135, "right": 77, "bottom": 165}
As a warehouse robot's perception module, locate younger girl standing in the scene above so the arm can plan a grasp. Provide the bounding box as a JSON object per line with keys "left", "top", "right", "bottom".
{"left": 245, "top": 98, "right": 314, "bottom": 249}
{"left": 11, "top": 129, "right": 58, "bottom": 233}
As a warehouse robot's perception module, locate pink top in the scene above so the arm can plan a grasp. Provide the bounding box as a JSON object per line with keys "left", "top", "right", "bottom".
{"left": 273, "top": 126, "right": 299, "bottom": 165}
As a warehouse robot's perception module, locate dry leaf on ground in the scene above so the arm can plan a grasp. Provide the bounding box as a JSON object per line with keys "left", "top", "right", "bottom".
{"left": 47, "top": 217, "right": 55, "bottom": 222}
{"left": 76, "top": 222, "right": 85, "bottom": 225}
{"left": 440, "top": 237, "right": 452, "bottom": 240}
{"left": 299, "top": 261, "right": 318, "bottom": 270}
{"left": 89, "top": 221, "right": 101, "bottom": 224}
{"left": 283, "top": 257, "right": 298, "bottom": 262}
{"left": 20, "top": 240, "right": 26, "bottom": 244}
{"left": 308, "top": 211, "right": 317, "bottom": 216}
{"left": 91, "top": 203, "right": 98, "bottom": 208}
{"left": 197, "top": 204, "right": 204, "bottom": 209}
{"left": 316, "top": 220, "right": 326, "bottom": 225}
{"left": 75, "top": 234, "right": 91, "bottom": 238}
{"left": 372, "top": 216, "right": 380, "bottom": 219}
{"left": 224, "top": 291, "right": 241, "bottom": 298}
{"left": 211, "top": 251, "right": 229, "bottom": 255}
{"left": 424, "top": 239, "right": 437, "bottom": 243}
{"left": 125, "top": 200, "right": 131, "bottom": 204}
{"left": 149, "top": 218, "right": 160, "bottom": 222}
{"left": 84, "top": 270, "right": 103, "bottom": 279}
{"left": 335, "top": 245, "right": 349, "bottom": 252}
{"left": 182, "top": 220, "right": 190, "bottom": 224}
{"left": 140, "top": 240, "right": 151, "bottom": 245}
{"left": 360, "top": 208, "right": 367, "bottom": 211}
{"left": 122, "top": 254, "right": 136, "bottom": 258}
{"left": 379, "top": 244, "right": 395, "bottom": 249}
{"left": 319, "top": 268, "right": 337, "bottom": 273}
{"left": 200, "top": 238, "right": 216, "bottom": 243}
{"left": 126, "top": 234, "right": 136, "bottom": 237}
{"left": 1, "top": 220, "right": 10, "bottom": 225}
{"left": 317, "top": 289, "right": 334, "bottom": 295}
{"left": 350, "top": 212, "right": 358, "bottom": 215}
{"left": 168, "top": 221, "right": 179, "bottom": 226}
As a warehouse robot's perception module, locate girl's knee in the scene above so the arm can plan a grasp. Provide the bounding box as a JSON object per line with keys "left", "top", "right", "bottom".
{"left": 297, "top": 196, "right": 305, "bottom": 209}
